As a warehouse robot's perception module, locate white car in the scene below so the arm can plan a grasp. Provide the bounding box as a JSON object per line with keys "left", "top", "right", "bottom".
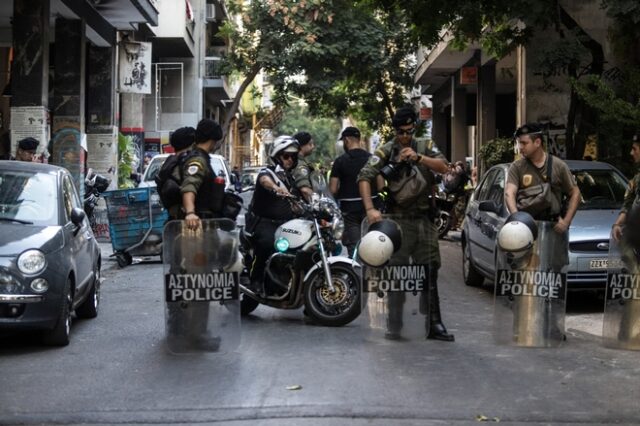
{"left": 138, "top": 153, "right": 233, "bottom": 191}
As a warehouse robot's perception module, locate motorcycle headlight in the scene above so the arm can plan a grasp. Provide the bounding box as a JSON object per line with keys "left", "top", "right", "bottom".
{"left": 17, "top": 250, "right": 46, "bottom": 275}
{"left": 275, "top": 237, "right": 290, "bottom": 253}
{"left": 332, "top": 217, "right": 344, "bottom": 240}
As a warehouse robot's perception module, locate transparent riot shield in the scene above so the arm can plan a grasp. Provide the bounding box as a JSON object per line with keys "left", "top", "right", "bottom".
{"left": 603, "top": 226, "right": 640, "bottom": 350}
{"left": 359, "top": 214, "right": 433, "bottom": 341}
{"left": 494, "top": 221, "right": 568, "bottom": 347}
{"left": 163, "top": 219, "right": 242, "bottom": 354}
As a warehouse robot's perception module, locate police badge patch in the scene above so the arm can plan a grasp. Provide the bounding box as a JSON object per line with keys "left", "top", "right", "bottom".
{"left": 187, "top": 164, "right": 200, "bottom": 175}
{"left": 523, "top": 174, "right": 533, "bottom": 187}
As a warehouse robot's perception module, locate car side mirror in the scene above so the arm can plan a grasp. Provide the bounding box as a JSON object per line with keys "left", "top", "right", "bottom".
{"left": 478, "top": 200, "right": 502, "bottom": 215}
{"left": 71, "top": 208, "right": 86, "bottom": 227}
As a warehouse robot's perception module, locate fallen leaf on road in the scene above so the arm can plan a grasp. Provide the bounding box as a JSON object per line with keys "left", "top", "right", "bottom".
{"left": 476, "top": 414, "right": 500, "bottom": 422}
{"left": 286, "top": 385, "right": 302, "bottom": 391}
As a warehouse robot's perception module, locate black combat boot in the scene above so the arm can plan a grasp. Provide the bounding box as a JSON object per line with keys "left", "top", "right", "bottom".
{"left": 426, "top": 269, "right": 455, "bottom": 342}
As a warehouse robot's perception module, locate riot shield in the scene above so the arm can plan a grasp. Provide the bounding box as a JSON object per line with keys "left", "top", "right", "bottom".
{"left": 494, "top": 221, "right": 568, "bottom": 347}
{"left": 359, "top": 214, "right": 434, "bottom": 341}
{"left": 603, "top": 226, "right": 640, "bottom": 350}
{"left": 163, "top": 219, "right": 242, "bottom": 354}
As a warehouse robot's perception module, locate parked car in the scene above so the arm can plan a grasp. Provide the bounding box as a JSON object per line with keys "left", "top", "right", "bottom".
{"left": 239, "top": 165, "right": 264, "bottom": 191}
{"left": 138, "top": 153, "right": 233, "bottom": 191}
{"left": 462, "top": 160, "right": 628, "bottom": 291}
{"left": 0, "top": 161, "right": 102, "bottom": 346}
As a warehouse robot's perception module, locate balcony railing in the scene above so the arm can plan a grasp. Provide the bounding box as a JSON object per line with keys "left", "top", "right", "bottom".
{"left": 204, "top": 58, "right": 223, "bottom": 79}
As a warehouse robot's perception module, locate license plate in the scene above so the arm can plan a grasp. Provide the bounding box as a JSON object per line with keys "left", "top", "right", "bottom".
{"left": 589, "top": 259, "right": 608, "bottom": 269}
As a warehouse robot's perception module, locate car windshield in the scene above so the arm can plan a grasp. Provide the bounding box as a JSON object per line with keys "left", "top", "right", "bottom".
{"left": 0, "top": 170, "right": 58, "bottom": 225}
{"left": 573, "top": 169, "right": 627, "bottom": 210}
{"left": 144, "top": 157, "right": 166, "bottom": 182}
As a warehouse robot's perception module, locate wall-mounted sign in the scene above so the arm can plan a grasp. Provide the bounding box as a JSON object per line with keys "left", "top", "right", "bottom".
{"left": 119, "top": 42, "right": 152, "bottom": 94}
{"left": 460, "top": 67, "right": 478, "bottom": 85}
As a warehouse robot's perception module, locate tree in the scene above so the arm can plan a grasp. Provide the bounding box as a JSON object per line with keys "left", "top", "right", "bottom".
{"left": 360, "top": 0, "right": 638, "bottom": 159}
{"left": 274, "top": 104, "right": 341, "bottom": 166}
{"left": 219, "top": 0, "right": 416, "bottom": 142}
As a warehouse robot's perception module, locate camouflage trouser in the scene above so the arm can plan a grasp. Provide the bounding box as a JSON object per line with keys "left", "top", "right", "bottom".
{"left": 386, "top": 214, "right": 440, "bottom": 334}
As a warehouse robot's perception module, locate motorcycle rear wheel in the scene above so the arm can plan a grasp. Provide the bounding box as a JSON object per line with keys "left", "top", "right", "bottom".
{"left": 240, "top": 293, "right": 260, "bottom": 316}
{"left": 304, "top": 264, "right": 361, "bottom": 327}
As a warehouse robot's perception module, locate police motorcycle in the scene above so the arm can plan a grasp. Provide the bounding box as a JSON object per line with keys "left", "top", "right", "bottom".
{"left": 494, "top": 212, "right": 568, "bottom": 347}
{"left": 163, "top": 218, "right": 242, "bottom": 354}
{"left": 238, "top": 174, "right": 361, "bottom": 327}
{"left": 356, "top": 217, "right": 437, "bottom": 341}
{"left": 603, "top": 206, "right": 640, "bottom": 350}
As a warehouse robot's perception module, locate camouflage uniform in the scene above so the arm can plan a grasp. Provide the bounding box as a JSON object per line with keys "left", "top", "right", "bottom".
{"left": 621, "top": 171, "right": 640, "bottom": 215}
{"left": 358, "top": 138, "right": 449, "bottom": 337}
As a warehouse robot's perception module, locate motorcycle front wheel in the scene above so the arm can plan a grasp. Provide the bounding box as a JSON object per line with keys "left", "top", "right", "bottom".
{"left": 435, "top": 211, "right": 451, "bottom": 239}
{"left": 304, "top": 263, "right": 361, "bottom": 327}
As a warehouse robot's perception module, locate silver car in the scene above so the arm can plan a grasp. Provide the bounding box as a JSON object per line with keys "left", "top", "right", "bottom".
{"left": 462, "top": 160, "right": 628, "bottom": 291}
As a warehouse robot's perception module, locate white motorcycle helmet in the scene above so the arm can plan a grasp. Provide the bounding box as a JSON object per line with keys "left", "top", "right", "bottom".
{"left": 497, "top": 212, "right": 538, "bottom": 267}
{"left": 357, "top": 219, "right": 402, "bottom": 267}
{"left": 270, "top": 135, "right": 300, "bottom": 167}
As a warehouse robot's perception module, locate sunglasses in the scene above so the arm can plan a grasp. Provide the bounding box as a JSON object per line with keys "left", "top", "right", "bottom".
{"left": 396, "top": 128, "right": 415, "bottom": 136}
{"left": 281, "top": 153, "right": 298, "bottom": 160}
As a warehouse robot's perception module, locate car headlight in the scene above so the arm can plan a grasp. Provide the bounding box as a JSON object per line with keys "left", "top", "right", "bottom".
{"left": 17, "top": 250, "right": 46, "bottom": 275}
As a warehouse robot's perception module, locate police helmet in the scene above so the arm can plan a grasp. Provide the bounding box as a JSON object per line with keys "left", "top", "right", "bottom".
{"left": 270, "top": 135, "right": 300, "bottom": 167}
{"left": 357, "top": 219, "right": 402, "bottom": 267}
{"left": 498, "top": 212, "right": 538, "bottom": 267}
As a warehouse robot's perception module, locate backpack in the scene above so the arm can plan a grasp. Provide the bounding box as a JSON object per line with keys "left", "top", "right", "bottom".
{"left": 155, "top": 152, "right": 188, "bottom": 210}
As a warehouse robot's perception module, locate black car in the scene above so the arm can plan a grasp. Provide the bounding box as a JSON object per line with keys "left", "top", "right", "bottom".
{"left": 0, "top": 161, "right": 101, "bottom": 346}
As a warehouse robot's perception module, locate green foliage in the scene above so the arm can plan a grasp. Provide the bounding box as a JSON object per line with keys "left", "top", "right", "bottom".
{"left": 572, "top": 75, "right": 640, "bottom": 127}
{"left": 479, "top": 137, "right": 515, "bottom": 169}
{"left": 117, "top": 133, "right": 136, "bottom": 189}
{"left": 221, "top": 0, "right": 416, "bottom": 130}
{"left": 274, "top": 104, "right": 341, "bottom": 165}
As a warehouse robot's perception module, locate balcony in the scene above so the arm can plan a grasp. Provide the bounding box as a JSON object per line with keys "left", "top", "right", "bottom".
{"left": 204, "top": 57, "right": 232, "bottom": 101}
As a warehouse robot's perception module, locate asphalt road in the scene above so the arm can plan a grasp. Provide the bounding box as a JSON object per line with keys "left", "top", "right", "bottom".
{"left": 1, "top": 236, "right": 639, "bottom": 426}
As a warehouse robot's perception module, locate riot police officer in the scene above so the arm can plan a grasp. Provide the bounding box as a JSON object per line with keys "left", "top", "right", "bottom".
{"left": 182, "top": 119, "right": 225, "bottom": 231}
{"left": 156, "top": 126, "right": 195, "bottom": 220}
{"left": 358, "top": 105, "right": 454, "bottom": 342}
{"left": 247, "top": 136, "right": 301, "bottom": 293}
{"left": 292, "top": 131, "right": 316, "bottom": 202}
{"left": 613, "top": 133, "right": 640, "bottom": 241}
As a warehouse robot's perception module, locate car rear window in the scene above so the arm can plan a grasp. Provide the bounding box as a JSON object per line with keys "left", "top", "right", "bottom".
{"left": 573, "top": 169, "right": 627, "bottom": 210}
{"left": 144, "top": 157, "right": 167, "bottom": 182}
{"left": 0, "top": 171, "right": 58, "bottom": 225}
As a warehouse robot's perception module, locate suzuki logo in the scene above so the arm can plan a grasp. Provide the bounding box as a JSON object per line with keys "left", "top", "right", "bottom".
{"left": 597, "top": 242, "right": 609, "bottom": 250}
{"left": 282, "top": 228, "right": 302, "bottom": 235}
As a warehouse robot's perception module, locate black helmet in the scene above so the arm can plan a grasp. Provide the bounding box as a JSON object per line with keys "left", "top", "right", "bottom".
{"left": 357, "top": 219, "right": 402, "bottom": 267}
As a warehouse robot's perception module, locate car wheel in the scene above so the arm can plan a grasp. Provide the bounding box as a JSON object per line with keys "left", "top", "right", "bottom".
{"left": 76, "top": 265, "right": 101, "bottom": 319}
{"left": 463, "top": 240, "right": 484, "bottom": 287}
{"left": 43, "top": 278, "right": 72, "bottom": 346}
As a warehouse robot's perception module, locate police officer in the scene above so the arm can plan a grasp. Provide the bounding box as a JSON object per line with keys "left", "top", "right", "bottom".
{"left": 358, "top": 106, "right": 454, "bottom": 342}
{"left": 157, "top": 126, "right": 195, "bottom": 220}
{"left": 330, "top": 126, "right": 382, "bottom": 256}
{"left": 612, "top": 133, "right": 640, "bottom": 242}
{"left": 15, "top": 137, "right": 39, "bottom": 162}
{"left": 292, "top": 131, "right": 316, "bottom": 202}
{"left": 504, "top": 123, "right": 581, "bottom": 235}
{"left": 247, "top": 136, "right": 301, "bottom": 293}
{"left": 182, "top": 119, "right": 225, "bottom": 231}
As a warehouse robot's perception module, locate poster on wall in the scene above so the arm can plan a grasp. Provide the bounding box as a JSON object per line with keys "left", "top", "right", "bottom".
{"left": 119, "top": 41, "right": 152, "bottom": 94}
{"left": 10, "top": 106, "right": 50, "bottom": 161}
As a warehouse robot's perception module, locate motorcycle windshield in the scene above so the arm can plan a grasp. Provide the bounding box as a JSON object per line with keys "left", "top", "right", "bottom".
{"left": 494, "top": 221, "right": 568, "bottom": 347}
{"left": 163, "top": 219, "right": 242, "bottom": 354}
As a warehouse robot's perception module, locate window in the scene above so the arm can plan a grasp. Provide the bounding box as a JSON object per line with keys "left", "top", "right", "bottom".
{"left": 0, "top": 170, "right": 57, "bottom": 225}
{"left": 486, "top": 170, "right": 506, "bottom": 205}
{"left": 573, "top": 169, "right": 627, "bottom": 210}
{"left": 475, "top": 170, "right": 498, "bottom": 202}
